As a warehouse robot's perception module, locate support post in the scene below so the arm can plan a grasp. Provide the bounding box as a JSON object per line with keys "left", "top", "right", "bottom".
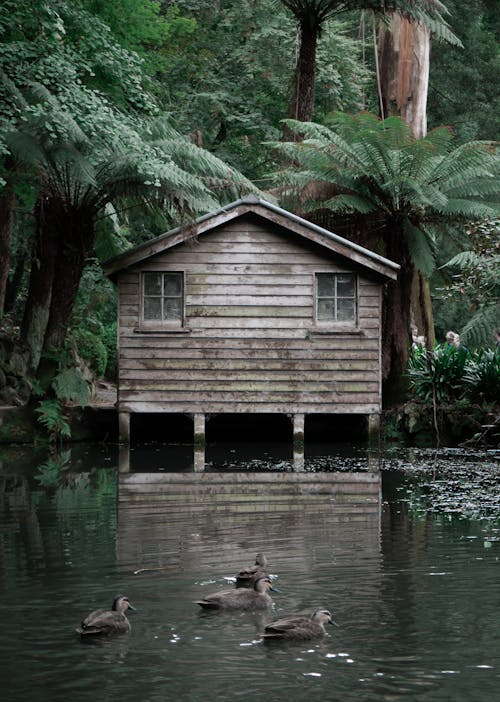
{"left": 368, "top": 413, "right": 380, "bottom": 445}
{"left": 193, "top": 413, "right": 206, "bottom": 472}
{"left": 293, "top": 413, "right": 305, "bottom": 471}
{"left": 118, "top": 411, "right": 130, "bottom": 444}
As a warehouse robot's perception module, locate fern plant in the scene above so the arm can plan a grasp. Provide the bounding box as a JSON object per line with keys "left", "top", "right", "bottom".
{"left": 34, "top": 399, "right": 71, "bottom": 445}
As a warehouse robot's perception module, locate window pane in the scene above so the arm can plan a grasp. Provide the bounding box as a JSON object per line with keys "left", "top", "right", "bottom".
{"left": 337, "top": 274, "right": 355, "bottom": 298}
{"left": 164, "top": 298, "right": 182, "bottom": 320}
{"left": 144, "top": 297, "right": 162, "bottom": 320}
{"left": 317, "top": 273, "right": 334, "bottom": 297}
{"left": 318, "top": 299, "right": 335, "bottom": 320}
{"left": 144, "top": 273, "right": 162, "bottom": 296}
{"left": 337, "top": 298, "right": 356, "bottom": 321}
{"left": 315, "top": 272, "right": 357, "bottom": 323}
{"left": 164, "top": 273, "right": 182, "bottom": 296}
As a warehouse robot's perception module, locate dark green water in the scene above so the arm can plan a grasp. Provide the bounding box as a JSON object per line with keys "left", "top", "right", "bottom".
{"left": 0, "top": 444, "right": 498, "bottom": 702}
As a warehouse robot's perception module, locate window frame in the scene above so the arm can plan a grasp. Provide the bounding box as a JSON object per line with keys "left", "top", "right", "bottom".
{"left": 139, "top": 270, "right": 185, "bottom": 330}
{"left": 314, "top": 271, "right": 358, "bottom": 330}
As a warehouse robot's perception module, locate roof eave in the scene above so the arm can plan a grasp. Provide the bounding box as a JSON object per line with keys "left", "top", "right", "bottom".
{"left": 103, "top": 196, "right": 400, "bottom": 281}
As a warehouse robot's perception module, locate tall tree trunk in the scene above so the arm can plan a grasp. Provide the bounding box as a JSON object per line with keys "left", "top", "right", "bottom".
{"left": 37, "top": 208, "right": 94, "bottom": 391}
{"left": 283, "top": 19, "right": 319, "bottom": 140}
{"left": 378, "top": 14, "right": 430, "bottom": 139}
{"left": 378, "top": 13, "right": 435, "bottom": 391}
{"left": 21, "top": 198, "right": 59, "bottom": 373}
{"left": 382, "top": 228, "right": 414, "bottom": 407}
{"left": 43, "top": 218, "right": 94, "bottom": 354}
{"left": 0, "top": 157, "right": 16, "bottom": 316}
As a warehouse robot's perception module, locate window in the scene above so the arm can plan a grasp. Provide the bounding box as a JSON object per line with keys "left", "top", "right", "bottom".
{"left": 142, "top": 272, "right": 183, "bottom": 324}
{"left": 315, "top": 273, "right": 357, "bottom": 324}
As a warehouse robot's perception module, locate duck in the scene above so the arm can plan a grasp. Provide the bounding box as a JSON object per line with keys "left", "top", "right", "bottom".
{"left": 262, "top": 608, "right": 335, "bottom": 641}
{"left": 77, "top": 594, "right": 136, "bottom": 636}
{"left": 196, "top": 575, "right": 277, "bottom": 611}
{"left": 235, "top": 552, "right": 268, "bottom": 588}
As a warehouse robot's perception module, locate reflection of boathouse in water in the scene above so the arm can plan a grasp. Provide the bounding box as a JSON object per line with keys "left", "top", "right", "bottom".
{"left": 117, "top": 469, "right": 382, "bottom": 576}
{"left": 105, "top": 197, "right": 398, "bottom": 456}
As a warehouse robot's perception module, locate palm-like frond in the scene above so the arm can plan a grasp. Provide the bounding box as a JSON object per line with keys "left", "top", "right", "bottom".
{"left": 270, "top": 113, "right": 500, "bottom": 274}
{"left": 461, "top": 303, "right": 500, "bottom": 348}
{"left": 278, "top": 1, "right": 460, "bottom": 45}
{"left": 404, "top": 219, "right": 437, "bottom": 276}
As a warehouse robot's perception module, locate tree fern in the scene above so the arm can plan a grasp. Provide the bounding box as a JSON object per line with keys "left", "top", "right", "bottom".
{"left": 269, "top": 112, "right": 499, "bottom": 394}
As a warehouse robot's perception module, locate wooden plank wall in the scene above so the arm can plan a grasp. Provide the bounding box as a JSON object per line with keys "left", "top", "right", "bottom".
{"left": 117, "top": 215, "right": 382, "bottom": 414}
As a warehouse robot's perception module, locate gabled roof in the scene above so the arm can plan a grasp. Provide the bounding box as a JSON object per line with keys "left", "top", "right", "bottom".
{"left": 104, "top": 196, "right": 399, "bottom": 281}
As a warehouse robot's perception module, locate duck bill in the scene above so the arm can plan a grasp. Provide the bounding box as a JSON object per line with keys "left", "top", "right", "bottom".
{"left": 127, "top": 604, "right": 137, "bottom": 611}
{"left": 329, "top": 619, "right": 339, "bottom": 627}
{"left": 270, "top": 585, "right": 282, "bottom": 594}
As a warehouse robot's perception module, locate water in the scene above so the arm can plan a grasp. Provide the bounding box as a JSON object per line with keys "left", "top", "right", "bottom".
{"left": 0, "top": 443, "right": 498, "bottom": 701}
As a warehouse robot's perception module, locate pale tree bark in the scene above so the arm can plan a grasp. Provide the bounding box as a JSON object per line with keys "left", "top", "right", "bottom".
{"left": 378, "top": 14, "right": 430, "bottom": 139}
{"left": 378, "top": 13, "right": 435, "bottom": 357}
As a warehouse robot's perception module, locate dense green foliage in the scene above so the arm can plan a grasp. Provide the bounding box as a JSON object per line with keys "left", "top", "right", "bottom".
{"left": 0, "top": 0, "right": 497, "bottom": 430}
{"left": 0, "top": 0, "right": 257, "bottom": 416}
{"left": 437, "top": 219, "right": 500, "bottom": 347}
{"left": 408, "top": 344, "right": 499, "bottom": 405}
{"left": 428, "top": 0, "right": 500, "bottom": 141}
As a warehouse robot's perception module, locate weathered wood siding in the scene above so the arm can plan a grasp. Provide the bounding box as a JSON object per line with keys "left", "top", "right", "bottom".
{"left": 117, "top": 215, "right": 382, "bottom": 414}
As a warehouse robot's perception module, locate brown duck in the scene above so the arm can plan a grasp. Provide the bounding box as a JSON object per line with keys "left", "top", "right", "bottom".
{"left": 262, "top": 608, "right": 335, "bottom": 641}
{"left": 196, "top": 575, "right": 277, "bottom": 611}
{"left": 235, "top": 552, "right": 268, "bottom": 588}
{"left": 77, "top": 595, "right": 136, "bottom": 636}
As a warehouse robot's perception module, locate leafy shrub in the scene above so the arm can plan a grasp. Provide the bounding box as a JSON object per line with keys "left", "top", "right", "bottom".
{"left": 408, "top": 344, "right": 500, "bottom": 406}
{"left": 101, "top": 322, "right": 117, "bottom": 381}
{"left": 407, "top": 344, "right": 469, "bottom": 403}
{"left": 69, "top": 328, "right": 108, "bottom": 378}
{"left": 53, "top": 367, "right": 91, "bottom": 406}
{"left": 462, "top": 350, "right": 500, "bottom": 403}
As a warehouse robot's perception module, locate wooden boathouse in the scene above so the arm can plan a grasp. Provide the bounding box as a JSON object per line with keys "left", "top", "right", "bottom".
{"left": 104, "top": 196, "right": 399, "bottom": 448}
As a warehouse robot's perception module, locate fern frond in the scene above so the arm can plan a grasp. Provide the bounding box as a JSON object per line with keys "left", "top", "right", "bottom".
{"left": 405, "top": 220, "right": 437, "bottom": 276}
{"left": 460, "top": 302, "right": 500, "bottom": 348}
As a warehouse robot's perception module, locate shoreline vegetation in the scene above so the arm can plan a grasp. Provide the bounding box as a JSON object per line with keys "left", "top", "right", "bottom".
{"left": 1, "top": 331, "right": 498, "bottom": 448}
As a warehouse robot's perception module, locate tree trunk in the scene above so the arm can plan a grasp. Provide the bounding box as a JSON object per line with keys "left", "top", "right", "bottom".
{"left": 378, "top": 13, "right": 430, "bottom": 139}
{"left": 37, "top": 208, "right": 94, "bottom": 391}
{"left": 43, "top": 224, "right": 93, "bottom": 354}
{"left": 410, "top": 268, "right": 435, "bottom": 348}
{"left": 0, "top": 158, "right": 16, "bottom": 316}
{"left": 378, "top": 12, "right": 435, "bottom": 385}
{"left": 382, "top": 228, "right": 414, "bottom": 407}
{"left": 283, "top": 18, "right": 319, "bottom": 140}
{"left": 21, "top": 198, "right": 59, "bottom": 373}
